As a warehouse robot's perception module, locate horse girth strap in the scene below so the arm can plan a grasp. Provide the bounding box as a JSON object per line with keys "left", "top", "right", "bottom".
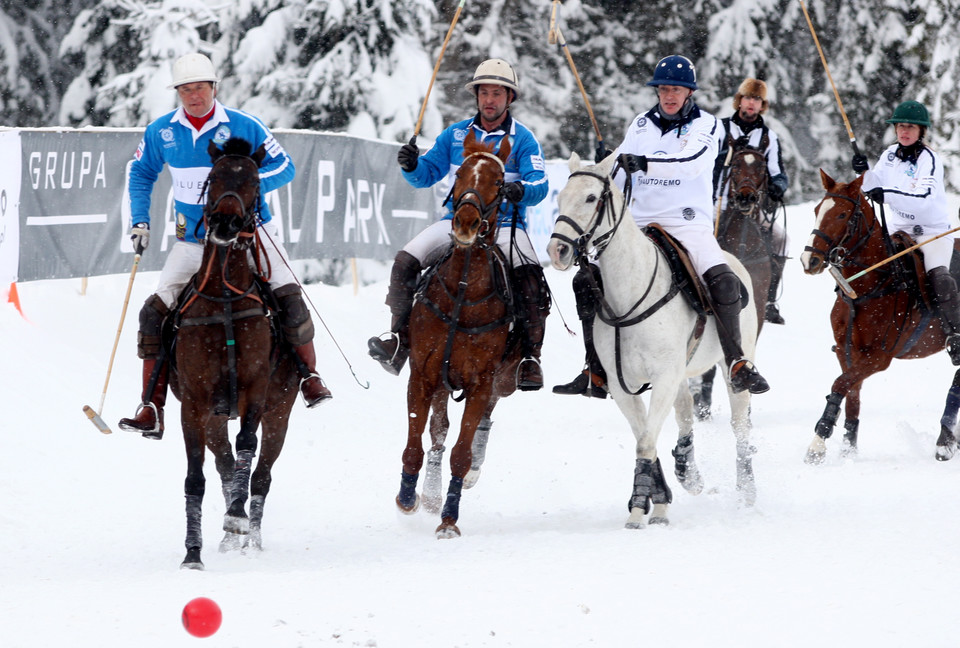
{"left": 178, "top": 308, "right": 266, "bottom": 328}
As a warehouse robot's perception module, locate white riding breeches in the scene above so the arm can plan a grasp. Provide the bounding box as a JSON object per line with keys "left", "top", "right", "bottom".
{"left": 154, "top": 221, "right": 297, "bottom": 308}
{"left": 916, "top": 234, "right": 955, "bottom": 271}
{"left": 402, "top": 220, "right": 541, "bottom": 268}
{"left": 654, "top": 221, "right": 729, "bottom": 278}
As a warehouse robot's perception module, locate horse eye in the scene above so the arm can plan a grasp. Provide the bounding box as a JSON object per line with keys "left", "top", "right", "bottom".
{"left": 585, "top": 194, "right": 597, "bottom": 204}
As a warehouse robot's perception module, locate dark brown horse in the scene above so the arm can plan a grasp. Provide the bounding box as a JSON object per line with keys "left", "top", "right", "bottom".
{"left": 800, "top": 170, "right": 960, "bottom": 463}
{"left": 692, "top": 146, "right": 774, "bottom": 419}
{"left": 395, "top": 131, "right": 529, "bottom": 538}
{"left": 170, "top": 138, "right": 299, "bottom": 569}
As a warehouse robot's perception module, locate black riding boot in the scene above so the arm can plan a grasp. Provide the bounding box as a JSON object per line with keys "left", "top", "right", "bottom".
{"left": 275, "top": 284, "right": 333, "bottom": 408}
{"left": 513, "top": 264, "right": 551, "bottom": 391}
{"left": 930, "top": 266, "right": 960, "bottom": 365}
{"left": 704, "top": 265, "right": 769, "bottom": 394}
{"left": 764, "top": 255, "right": 787, "bottom": 325}
{"left": 368, "top": 251, "right": 421, "bottom": 375}
{"left": 553, "top": 263, "right": 608, "bottom": 398}
{"left": 119, "top": 294, "right": 169, "bottom": 439}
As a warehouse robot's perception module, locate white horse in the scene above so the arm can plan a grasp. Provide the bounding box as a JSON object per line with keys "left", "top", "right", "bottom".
{"left": 547, "top": 153, "right": 759, "bottom": 528}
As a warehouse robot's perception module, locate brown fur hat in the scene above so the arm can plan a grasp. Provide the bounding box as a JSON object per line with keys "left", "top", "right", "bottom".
{"left": 733, "top": 78, "right": 769, "bottom": 113}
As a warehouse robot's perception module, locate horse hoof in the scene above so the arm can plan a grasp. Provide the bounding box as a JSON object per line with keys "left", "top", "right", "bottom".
{"left": 435, "top": 522, "right": 461, "bottom": 539}
{"left": 805, "top": 437, "right": 827, "bottom": 465}
{"left": 219, "top": 532, "right": 243, "bottom": 553}
{"left": 648, "top": 516, "right": 670, "bottom": 526}
{"left": 396, "top": 493, "right": 420, "bottom": 515}
{"left": 737, "top": 482, "right": 757, "bottom": 507}
{"left": 839, "top": 442, "right": 858, "bottom": 459}
{"left": 936, "top": 445, "right": 956, "bottom": 462}
{"left": 679, "top": 471, "right": 704, "bottom": 495}
{"left": 181, "top": 547, "right": 204, "bottom": 570}
{"left": 462, "top": 467, "right": 481, "bottom": 490}
{"left": 242, "top": 529, "right": 263, "bottom": 552}
{"left": 223, "top": 514, "right": 250, "bottom": 535}
{"left": 624, "top": 509, "right": 646, "bottom": 529}
{"left": 421, "top": 495, "right": 442, "bottom": 515}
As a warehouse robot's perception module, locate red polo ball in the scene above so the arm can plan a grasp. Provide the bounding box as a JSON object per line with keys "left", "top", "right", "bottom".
{"left": 182, "top": 597, "right": 222, "bottom": 638}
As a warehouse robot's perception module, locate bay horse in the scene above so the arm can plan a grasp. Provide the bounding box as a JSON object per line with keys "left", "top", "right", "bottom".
{"left": 170, "top": 137, "right": 299, "bottom": 569}
{"left": 800, "top": 170, "right": 960, "bottom": 463}
{"left": 548, "top": 153, "right": 760, "bottom": 528}
{"left": 693, "top": 146, "right": 774, "bottom": 419}
{"left": 395, "top": 130, "right": 527, "bottom": 538}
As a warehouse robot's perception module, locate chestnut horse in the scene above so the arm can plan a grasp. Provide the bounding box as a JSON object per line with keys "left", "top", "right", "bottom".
{"left": 394, "top": 131, "right": 527, "bottom": 538}
{"left": 800, "top": 170, "right": 960, "bottom": 463}
{"left": 693, "top": 146, "right": 774, "bottom": 419}
{"left": 171, "top": 138, "right": 299, "bottom": 569}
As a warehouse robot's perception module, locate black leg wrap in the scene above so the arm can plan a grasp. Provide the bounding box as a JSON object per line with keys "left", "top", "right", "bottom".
{"left": 397, "top": 471, "right": 419, "bottom": 509}
{"left": 672, "top": 434, "right": 695, "bottom": 483}
{"left": 843, "top": 418, "right": 859, "bottom": 448}
{"left": 441, "top": 475, "right": 465, "bottom": 522}
{"left": 816, "top": 392, "right": 843, "bottom": 439}
{"left": 630, "top": 457, "right": 671, "bottom": 513}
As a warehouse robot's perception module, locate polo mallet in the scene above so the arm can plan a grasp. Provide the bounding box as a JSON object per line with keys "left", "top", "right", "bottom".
{"left": 830, "top": 225, "right": 960, "bottom": 299}
{"left": 412, "top": 0, "right": 466, "bottom": 141}
{"left": 83, "top": 253, "right": 142, "bottom": 434}
{"left": 548, "top": 1, "right": 605, "bottom": 154}
{"left": 799, "top": 0, "right": 864, "bottom": 160}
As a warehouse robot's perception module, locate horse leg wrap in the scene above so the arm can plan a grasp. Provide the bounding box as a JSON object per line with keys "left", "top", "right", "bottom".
{"left": 815, "top": 392, "right": 844, "bottom": 439}
{"left": 397, "top": 471, "right": 419, "bottom": 510}
{"left": 441, "top": 475, "right": 465, "bottom": 522}
{"left": 842, "top": 419, "right": 859, "bottom": 449}
{"left": 471, "top": 418, "right": 493, "bottom": 469}
{"left": 630, "top": 457, "right": 671, "bottom": 514}
{"left": 229, "top": 449, "right": 255, "bottom": 509}
{"left": 249, "top": 494, "right": 265, "bottom": 531}
{"left": 185, "top": 493, "right": 204, "bottom": 552}
{"left": 672, "top": 434, "right": 696, "bottom": 483}
{"left": 274, "top": 283, "right": 315, "bottom": 346}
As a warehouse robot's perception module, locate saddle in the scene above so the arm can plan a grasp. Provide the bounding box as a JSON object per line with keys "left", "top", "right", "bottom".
{"left": 642, "top": 223, "right": 748, "bottom": 318}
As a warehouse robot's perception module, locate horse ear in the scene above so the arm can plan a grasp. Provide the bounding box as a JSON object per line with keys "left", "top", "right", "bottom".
{"left": 208, "top": 140, "right": 222, "bottom": 163}
{"left": 253, "top": 144, "right": 267, "bottom": 167}
{"left": 819, "top": 168, "right": 835, "bottom": 191}
{"left": 850, "top": 173, "right": 865, "bottom": 192}
{"left": 595, "top": 150, "right": 617, "bottom": 176}
{"left": 497, "top": 135, "right": 512, "bottom": 165}
{"left": 568, "top": 152, "right": 581, "bottom": 173}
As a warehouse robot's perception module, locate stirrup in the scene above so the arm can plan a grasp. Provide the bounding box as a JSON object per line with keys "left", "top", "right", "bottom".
{"left": 368, "top": 332, "right": 408, "bottom": 375}
{"left": 729, "top": 359, "right": 770, "bottom": 395}
{"left": 300, "top": 373, "right": 333, "bottom": 408}
{"left": 118, "top": 402, "right": 163, "bottom": 439}
{"left": 517, "top": 357, "right": 543, "bottom": 392}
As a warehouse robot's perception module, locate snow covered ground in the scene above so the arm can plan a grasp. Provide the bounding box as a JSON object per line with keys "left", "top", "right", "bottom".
{"left": 2, "top": 199, "right": 959, "bottom": 647}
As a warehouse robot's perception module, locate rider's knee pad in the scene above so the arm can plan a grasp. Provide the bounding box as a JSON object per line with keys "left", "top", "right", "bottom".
{"left": 273, "top": 283, "right": 315, "bottom": 346}
{"left": 703, "top": 265, "right": 741, "bottom": 307}
{"left": 137, "top": 294, "right": 169, "bottom": 359}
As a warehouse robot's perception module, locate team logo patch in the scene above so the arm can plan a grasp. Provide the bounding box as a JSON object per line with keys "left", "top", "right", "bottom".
{"left": 682, "top": 208, "right": 696, "bottom": 221}
{"left": 176, "top": 212, "right": 187, "bottom": 240}
{"left": 134, "top": 140, "right": 145, "bottom": 161}
{"left": 679, "top": 124, "right": 690, "bottom": 137}
{"left": 160, "top": 128, "right": 175, "bottom": 143}
{"left": 453, "top": 128, "right": 468, "bottom": 142}
{"left": 530, "top": 155, "right": 545, "bottom": 172}
{"left": 213, "top": 126, "right": 231, "bottom": 145}
{"left": 636, "top": 116, "right": 648, "bottom": 129}
{"left": 913, "top": 225, "right": 924, "bottom": 236}
{"left": 887, "top": 152, "right": 896, "bottom": 162}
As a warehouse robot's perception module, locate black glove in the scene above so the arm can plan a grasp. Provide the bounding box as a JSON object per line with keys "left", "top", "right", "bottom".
{"left": 767, "top": 182, "right": 784, "bottom": 202}
{"left": 130, "top": 222, "right": 150, "bottom": 254}
{"left": 617, "top": 153, "right": 648, "bottom": 174}
{"left": 594, "top": 143, "right": 612, "bottom": 164}
{"left": 397, "top": 136, "right": 419, "bottom": 172}
{"left": 865, "top": 187, "right": 884, "bottom": 204}
{"left": 852, "top": 153, "right": 869, "bottom": 174}
{"left": 502, "top": 181, "right": 525, "bottom": 204}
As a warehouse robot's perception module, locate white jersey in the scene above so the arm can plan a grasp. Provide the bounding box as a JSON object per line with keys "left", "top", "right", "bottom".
{"left": 862, "top": 143, "right": 952, "bottom": 237}
{"left": 613, "top": 104, "right": 725, "bottom": 275}
{"left": 614, "top": 104, "right": 719, "bottom": 229}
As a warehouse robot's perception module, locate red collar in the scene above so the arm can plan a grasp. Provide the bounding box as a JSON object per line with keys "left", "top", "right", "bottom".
{"left": 185, "top": 106, "right": 215, "bottom": 131}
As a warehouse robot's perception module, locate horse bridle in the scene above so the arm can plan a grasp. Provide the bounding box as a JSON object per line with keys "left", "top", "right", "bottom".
{"left": 551, "top": 170, "right": 629, "bottom": 262}
{"left": 451, "top": 151, "right": 506, "bottom": 243}
{"left": 805, "top": 191, "right": 877, "bottom": 271}
{"left": 200, "top": 155, "right": 262, "bottom": 249}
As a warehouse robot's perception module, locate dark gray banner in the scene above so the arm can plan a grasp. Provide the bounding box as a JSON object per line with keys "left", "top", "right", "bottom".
{"left": 15, "top": 129, "right": 436, "bottom": 281}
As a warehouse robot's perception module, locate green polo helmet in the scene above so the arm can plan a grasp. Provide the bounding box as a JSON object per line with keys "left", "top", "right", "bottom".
{"left": 885, "top": 100, "right": 930, "bottom": 126}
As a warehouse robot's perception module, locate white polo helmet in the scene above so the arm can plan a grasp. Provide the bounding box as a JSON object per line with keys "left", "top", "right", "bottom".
{"left": 464, "top": 58, "right": 520, "bottom": 100}
{"left": 169, "top": 53, "right": 220, "bottom": 89}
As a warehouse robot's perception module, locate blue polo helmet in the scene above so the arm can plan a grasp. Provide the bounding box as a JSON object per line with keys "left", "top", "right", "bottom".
{"left": 646, "top": 55, "right": 698, "bottom": 90}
